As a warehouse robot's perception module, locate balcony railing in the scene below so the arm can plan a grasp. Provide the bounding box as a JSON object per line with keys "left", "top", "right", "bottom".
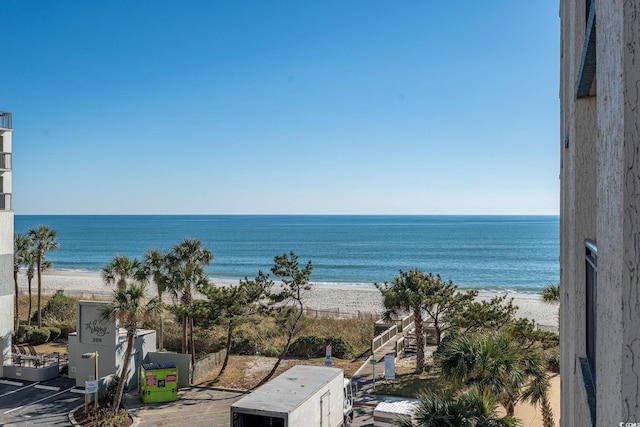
{"left": 0, "top": 111, "right": 13, "bottom": 129}
{"left": 0, "top": 193, "right": 11, "bottom": 211}
{"left": 0, "top": 152, "right": 11, "bottom": 170}
{"left": 0, "top": 111, "right": 12, "bottom": 129}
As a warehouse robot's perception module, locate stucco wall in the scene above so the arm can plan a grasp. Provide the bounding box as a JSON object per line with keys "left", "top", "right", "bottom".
{"left": 561, "top": 0, "right": 640, "bottom": 424}
{"left": 621, "top": 0, "right": 640, "bottom": 418}
{"left": 595, "top": 0, "right": 625, "bottom": 421}
{"left": 560, "top": 1, "right": 597, "bottom": 425}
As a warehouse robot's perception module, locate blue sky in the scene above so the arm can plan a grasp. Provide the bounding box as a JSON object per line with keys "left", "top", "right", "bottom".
{"left": 3, "top": 1, "right": 559, "bottom": 215}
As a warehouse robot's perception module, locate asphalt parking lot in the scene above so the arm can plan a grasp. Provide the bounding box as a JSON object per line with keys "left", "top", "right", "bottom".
{"left": 0, "top": 378, "right": 376, "bottom": 427}
{"left": 124, "top": 387, "right": 245, "bottom": 427}
{"left": 0, "top": 377, "right": 81, "bottom": 426}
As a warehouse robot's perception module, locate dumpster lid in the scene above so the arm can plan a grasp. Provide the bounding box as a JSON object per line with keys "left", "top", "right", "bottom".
{"left": 142, "top": 362, "right": 177, "bottom": 370}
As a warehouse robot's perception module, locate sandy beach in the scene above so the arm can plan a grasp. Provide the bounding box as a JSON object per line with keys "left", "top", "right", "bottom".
{"left": 17, "top": 270, "right": 559, "bottom": 331}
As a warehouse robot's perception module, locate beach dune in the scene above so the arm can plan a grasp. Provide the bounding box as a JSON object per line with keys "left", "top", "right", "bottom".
{"left": 17, "top": 270, "right": 559, "bottom": 331}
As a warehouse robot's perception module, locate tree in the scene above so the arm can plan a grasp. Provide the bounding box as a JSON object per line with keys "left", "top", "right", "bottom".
{"left": 28, "top": 225, "right": 59, "bottom": 328}
{"left": 520, "top": 352, "right": 556, "bottom": 427}
{"left": 398, "top": 387, "right": 517, "bottom": 427}
{"left": 448, "top": 294, "right": 518, "bottom": 335}
{"left": 435, "top": 331, "right": 550, "bottom": 418}
{"left": 102, "top": 256, "right": 144, "bottom": 291}
{"left": 164, "top": 239, "right": 213, "bottom": 365}
{"left": 201, "top": 272, "right": 271, "bottom": 382}
{"left": 144, "top": 249, "right": 168, "bottom": 350}
{"left": 13, "top": 233, "right": 32, "bottom": 332}
{"left": 542, "top": 283, "right": 560, "bottom": 303}
{"left": 23, "top": 248, "right": 37, "bottom": 326}
{"left": 376, "top": 269, "right": 475, "bottom": 371}
{"left": 101, "top": 281, "right": 156, "bottom": 415}
{"left": 255, "top": 252, "right": 312, "bottom": 387}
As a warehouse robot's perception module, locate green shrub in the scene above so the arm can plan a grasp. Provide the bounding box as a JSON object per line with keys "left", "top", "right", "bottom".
{"left": 57, "top": 322, "right": 75, "bottom": 339}
{"left": 104, "top": 375, "right": 128, "bottom": 403}
{"left": 46, "top": 326, "right": 61, "bottom": 341}
{"left": 289, "top": 335, "right": 353, "bottom": 359}
{"left": 289, "top": 336, "right": 324, "bottom": 358}
{"left": 40, "top": 291, "right": 76, "bottom": 324}
{"left": 16, "top": 325, "right": 36, "bottom": 344}
{"left": 262, "top": 345, "right": 282, "bottom": 358}
{"left": 232, "top": 336, "right": 260, "bottom": 355}
{"left": 325, "top": 336, "right": 353, "bottom": 359}
{"left": 31, "top": 327, "right": 51, "bottom": 345}
{"left": 546, "top": 348, "right": 560, "bottom": 373}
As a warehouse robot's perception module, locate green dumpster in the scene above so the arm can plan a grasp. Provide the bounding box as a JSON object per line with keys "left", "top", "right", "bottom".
{"left": 139, "top": 362, "right": 178, "bottom": 403}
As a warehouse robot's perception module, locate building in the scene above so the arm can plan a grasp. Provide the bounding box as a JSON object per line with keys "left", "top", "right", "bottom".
{"left": 560, "top": 0, "right": 640, "bottom": 425}
{"left": 67, "top": 300, "right": 162, "bottom": 391}
{"left": 0, "top": 111, "right": 13, "bottom": 378}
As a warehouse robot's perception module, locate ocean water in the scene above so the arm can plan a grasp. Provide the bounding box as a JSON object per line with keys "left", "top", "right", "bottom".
{"left": 14, "top": 215, "right": 559, "bottom": 293}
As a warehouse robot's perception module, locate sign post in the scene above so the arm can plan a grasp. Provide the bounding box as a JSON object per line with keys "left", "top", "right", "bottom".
{"left": 324, "top": 345, "right": 332, "bottom": 366}
{"left": 370, "top": 357, "right": 377, "bottom": 389}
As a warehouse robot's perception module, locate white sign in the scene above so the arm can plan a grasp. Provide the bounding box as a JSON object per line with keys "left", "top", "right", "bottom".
{"left": 384, "top": 353, "right": 396, "bottom": 380}
{"left": 324, "top": 345, "right": 332, "bottom": 366}
{"left": 85, "top": 380, "right": 98, "bottom": 394}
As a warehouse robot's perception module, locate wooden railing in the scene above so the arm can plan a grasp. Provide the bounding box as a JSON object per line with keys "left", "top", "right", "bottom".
{"left": 372, "top": 324, "right": 398, "bottom": 354}
{"left": 303, "top": 306, "right": 381, "bottom": 320}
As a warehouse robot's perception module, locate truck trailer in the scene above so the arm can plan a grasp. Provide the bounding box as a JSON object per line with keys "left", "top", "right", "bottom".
{"left": 230, "top": 365, "right": 353, "bottom": 427}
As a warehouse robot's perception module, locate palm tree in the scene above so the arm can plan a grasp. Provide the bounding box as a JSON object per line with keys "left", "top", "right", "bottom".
{"left": 375, "top": 269, "right": 430, "bottom": 372}
{"left": 26, "top": 255, "right": 52, "bottom": 325}
{"left": 398, "top": 387, "right": 517, "bottom": 427}
{"left": 144, "top": 249, "right": 167, "bottom": 350}
{"left": 101, "top": 281, "right": 156, "bottom": 415}
{"left": 520, "top": 352, "right": 556, "bottom": 427}
{"left": 435, "top": 331, "right": 548, "bottom": 417}
{"left": 164, "top": 239, "right": 213, "bottom": 365}
{"left": 28, "top": 225, "right": 59, "bottom": 328}
{"left": 13, "top": 233, "right": 32, "bottom": 332}
{"left": 102, "top": 256, "right": 144, "bottom": 290}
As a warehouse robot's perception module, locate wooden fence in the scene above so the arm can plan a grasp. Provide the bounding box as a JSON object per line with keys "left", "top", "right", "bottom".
{"left": 303, "top": 307, "right": 381, "bottom": 320}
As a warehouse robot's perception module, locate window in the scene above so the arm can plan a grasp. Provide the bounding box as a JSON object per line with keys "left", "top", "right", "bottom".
{"left": 585, "top": 239, "right": 597, "bottom": 383}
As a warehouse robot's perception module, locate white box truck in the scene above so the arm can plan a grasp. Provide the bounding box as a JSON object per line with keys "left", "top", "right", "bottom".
{"left": 230, "top": 365, "right": 354, "bottom": 427}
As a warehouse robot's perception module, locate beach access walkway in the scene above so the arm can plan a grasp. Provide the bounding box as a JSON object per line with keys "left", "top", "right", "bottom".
{"left": 351, "top": 337, "right": 401, "bottom": 407}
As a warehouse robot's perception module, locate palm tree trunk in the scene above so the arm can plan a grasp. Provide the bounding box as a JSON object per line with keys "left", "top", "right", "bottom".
{"left": 37, "top": 255, "right": 42, "bottom": 328}
{"left": 27, "top": 278, "right": 33, "bottom": 326}
{"left": 158, "top": 312, "right": 164, "bottom": 351}
{"left": 190, "top": 317, "right": 196, "bottom": 366}
{"left": 182, "top": 314, "right": 188, "bottom": 354}
{"left": 13, "top": 268, "right": 19, "bottom": 333}
{"left": 414, "top": 310, "right": 425, "bottom": 373}
{"left": 540, "top": 391, "right": 555, "bottom": 427}
{"left": 157, "top": 290, "right": 164, "bottom": 351}
{"left": 113, "top": 331, "right": 135, "bottom": 415}
{"left": 213, "top": 321, "right": 234, "bottom": 383}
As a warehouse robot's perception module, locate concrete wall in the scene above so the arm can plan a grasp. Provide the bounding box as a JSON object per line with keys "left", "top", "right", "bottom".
{"left": 560, "top": 0, "right": 640, "bottom": 424}
{"left": 70, "top": 329, "right": 157, "bottom": 391}
{"left": 0, "top": 126, "right": 12, "bottom": 378}
{"left": 146, "top": 351, "right": 191, "bottom": 388}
